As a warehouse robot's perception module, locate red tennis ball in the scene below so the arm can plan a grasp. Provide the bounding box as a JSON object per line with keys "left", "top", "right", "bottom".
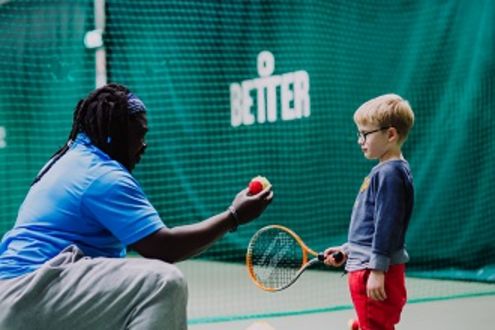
{"left": 248, "top": 176, "right": 271, "bottom": 195}
{"left": 248, "top": 180, "right": 264, "bottom": 195}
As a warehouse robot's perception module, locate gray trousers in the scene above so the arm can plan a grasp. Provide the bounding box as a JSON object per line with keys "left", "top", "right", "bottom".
{"left": 0, "top": 245, "right": 188, "bottom": 330}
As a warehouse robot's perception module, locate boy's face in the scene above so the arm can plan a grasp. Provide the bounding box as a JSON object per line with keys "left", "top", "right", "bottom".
{"left": 356, "top": 123, "right": 396, "bottom": 161}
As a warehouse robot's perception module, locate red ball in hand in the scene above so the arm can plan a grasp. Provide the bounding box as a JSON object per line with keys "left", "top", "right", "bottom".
{"left": 248, "top": 180, "right": 264, "bottom": 195}
{"left": 248, "top": 176, "right": 271, "bottom": 195}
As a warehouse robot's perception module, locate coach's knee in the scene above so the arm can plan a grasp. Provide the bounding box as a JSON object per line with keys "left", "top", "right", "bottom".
{"left": 124, "top": 261, "right": 188, "bottom": 329}
{"left": 149, "top": 261, "right": 188, "bottom": 301}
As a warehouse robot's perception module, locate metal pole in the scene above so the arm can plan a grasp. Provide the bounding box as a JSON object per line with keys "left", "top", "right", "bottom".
{"left": 94, "top": 0, "right": 107, "bottom": 87}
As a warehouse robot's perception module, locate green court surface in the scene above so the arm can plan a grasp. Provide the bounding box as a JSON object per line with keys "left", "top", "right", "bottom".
{"left": 189, "top": 296, "right": 495, "bottom": 330}
{"left": 179, "top": 259, "right": 495, "bottom": 330}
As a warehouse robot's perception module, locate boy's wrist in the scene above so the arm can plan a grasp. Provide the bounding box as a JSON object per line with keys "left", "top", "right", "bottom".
{"left": 369, "top": 253, "right": 390, "bottom": 272}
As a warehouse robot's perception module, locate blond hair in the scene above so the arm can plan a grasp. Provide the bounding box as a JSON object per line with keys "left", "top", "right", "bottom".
{"left": 354, "top": 94, "right": 414, "bottom": 144}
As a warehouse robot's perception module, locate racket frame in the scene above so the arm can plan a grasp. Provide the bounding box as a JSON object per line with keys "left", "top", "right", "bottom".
{"left": 246, "top": 224, "right": 322, "bottom": 292}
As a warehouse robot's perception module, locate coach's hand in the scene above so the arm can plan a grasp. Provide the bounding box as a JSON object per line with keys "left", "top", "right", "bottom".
{"left": 230, "top": 186, "right": 274, "bottom": 225}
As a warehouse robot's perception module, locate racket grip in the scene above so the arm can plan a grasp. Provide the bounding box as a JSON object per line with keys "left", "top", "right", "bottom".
{"left": 332, "top": 251, "right": 344, "bottom": 263}
{"left": 318, "top": 252, "right": 343, "bottom": 263}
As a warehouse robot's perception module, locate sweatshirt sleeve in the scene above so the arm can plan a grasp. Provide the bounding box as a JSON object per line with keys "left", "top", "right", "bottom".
{"left": 369, "top": 166, "right": 407, "bottom": 271}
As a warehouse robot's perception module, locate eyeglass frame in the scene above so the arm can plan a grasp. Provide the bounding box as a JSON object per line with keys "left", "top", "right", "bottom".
{"left": 356, "top": 126, "right": 392, "bottom": 142}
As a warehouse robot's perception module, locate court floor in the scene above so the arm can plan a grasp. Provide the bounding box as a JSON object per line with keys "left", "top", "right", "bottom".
{"left": 178, "top": 259, "right": 495, "bottom": 330}
{"left": 188, "top": 295, "right": 495, "bottom": 330}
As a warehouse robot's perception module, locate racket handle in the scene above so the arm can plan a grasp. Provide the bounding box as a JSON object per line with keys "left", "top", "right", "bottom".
{"left": 318, "top": 252, "right": 344, "bottom": 263}
{"left": 332, "top": 251, "right": 344, "bottom": 263}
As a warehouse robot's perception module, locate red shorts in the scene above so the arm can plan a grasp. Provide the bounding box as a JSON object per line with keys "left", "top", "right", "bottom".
{"left": 348, "top": 264, "right": 407, "bottom": 330}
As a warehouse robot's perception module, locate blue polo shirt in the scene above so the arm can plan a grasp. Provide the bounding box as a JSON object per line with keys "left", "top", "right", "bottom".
{"left": 0, "top": 133, "right": 165, "bottom": 279}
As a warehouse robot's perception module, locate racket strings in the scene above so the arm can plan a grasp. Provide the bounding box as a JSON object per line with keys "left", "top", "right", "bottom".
{"left": 249, "top": 228, "right": 304, "bottom": 289}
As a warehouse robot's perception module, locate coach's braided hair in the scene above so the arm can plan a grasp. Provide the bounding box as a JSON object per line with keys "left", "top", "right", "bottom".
{"left": 32, "top": 83, "right": 141, "bottom": 185}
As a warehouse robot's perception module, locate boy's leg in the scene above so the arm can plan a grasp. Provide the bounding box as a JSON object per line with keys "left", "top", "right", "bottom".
{"left": 348, "top": 265, "right": 406, "bottom": 330}
{"left": 348, "top": 318, "right": 360, "bottom": 330}
{"left": 0, "top": 245, "right": 188, "bottom": 330}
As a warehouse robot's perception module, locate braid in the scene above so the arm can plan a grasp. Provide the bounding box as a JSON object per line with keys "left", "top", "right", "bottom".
{"left": 32, "top": 83, "right": 136, "bottom": 185}
{"left": 84, "top": 84, "right": 132, "bottom": 168}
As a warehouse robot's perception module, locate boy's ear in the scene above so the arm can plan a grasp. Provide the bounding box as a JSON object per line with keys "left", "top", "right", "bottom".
{"left": 387, "top": 127, "right": 400, "bottom": 143}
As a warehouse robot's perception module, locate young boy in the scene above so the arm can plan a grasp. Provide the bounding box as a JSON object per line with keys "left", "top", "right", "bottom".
{"left": 324, "top": 94, "right": 415, "bottom": 330}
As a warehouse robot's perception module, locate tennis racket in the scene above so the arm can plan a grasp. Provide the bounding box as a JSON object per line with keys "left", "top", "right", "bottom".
{"left": 246, "top": 224, "right": 343, "bottom": 292}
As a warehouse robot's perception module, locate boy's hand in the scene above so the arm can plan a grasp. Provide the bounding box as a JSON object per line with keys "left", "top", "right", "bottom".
{"left": 367, "top": 270, "right": 387, "bottom": 301}
{"left": 323, "top": 247, "right": 347, "bottom": 267}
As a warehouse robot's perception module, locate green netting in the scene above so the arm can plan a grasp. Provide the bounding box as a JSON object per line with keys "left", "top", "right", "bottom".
{"left": 0, "top": 0, "right": 95, "bottom": 225}
{"left": 1, "top": 0, "right": 494, "bottom": 323}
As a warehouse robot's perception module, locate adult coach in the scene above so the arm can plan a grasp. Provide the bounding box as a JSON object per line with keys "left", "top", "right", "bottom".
{"left": 0, "top": 83, "right": 274, "bottom": 329}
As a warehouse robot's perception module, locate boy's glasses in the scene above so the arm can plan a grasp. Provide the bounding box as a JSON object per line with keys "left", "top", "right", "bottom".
{"left": 357, "top": 126, "right": 391, "bottom": 142}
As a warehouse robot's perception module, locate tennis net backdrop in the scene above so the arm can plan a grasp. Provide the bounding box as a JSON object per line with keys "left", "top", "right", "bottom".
{"left": 1, "top": 0, "right": 494, "bottom": 323}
